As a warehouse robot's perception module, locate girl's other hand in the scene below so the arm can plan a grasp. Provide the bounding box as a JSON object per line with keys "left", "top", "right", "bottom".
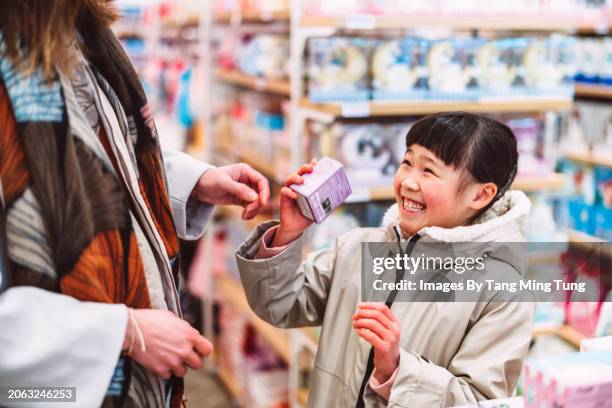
{"left": 272, "top": 159, "right": 317, "bottom": 247}
{"left": 352, "top": 303, "right": 401, "bottom": 383}
{"left": 124, "top": 309, "right": 213, "bottom": 379}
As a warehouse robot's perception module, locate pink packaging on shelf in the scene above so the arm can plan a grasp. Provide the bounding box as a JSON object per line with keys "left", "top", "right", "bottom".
{"left": 290, "top": 156, "right": 352, "bottom": 224}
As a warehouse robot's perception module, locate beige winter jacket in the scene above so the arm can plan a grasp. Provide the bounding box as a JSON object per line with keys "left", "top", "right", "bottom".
{"left": 236, "top": 191, "right": 535, "bottom": 407}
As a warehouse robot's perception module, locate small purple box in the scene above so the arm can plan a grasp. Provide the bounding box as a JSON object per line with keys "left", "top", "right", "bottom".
{"left": 290, "top": 157, "right": 352, "bottom": 224}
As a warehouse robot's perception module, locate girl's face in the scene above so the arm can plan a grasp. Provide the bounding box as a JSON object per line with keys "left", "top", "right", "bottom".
{"left": 393, "top": 144, "right": 479, "bottom": 235}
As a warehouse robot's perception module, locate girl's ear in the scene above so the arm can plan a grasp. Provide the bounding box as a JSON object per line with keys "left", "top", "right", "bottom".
{"left": 469, "top": 182, "right": 498, "bottom": 211}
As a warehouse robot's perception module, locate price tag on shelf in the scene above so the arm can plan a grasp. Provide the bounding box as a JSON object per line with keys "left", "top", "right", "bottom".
{"left": 340, "top": 102, "right": 371, "bottom": 118}
{"left": 254, "top": 78, "right": 268, "bottom": 91}
{"left": 345, "top": 14, "right": 376, "bottom": 30}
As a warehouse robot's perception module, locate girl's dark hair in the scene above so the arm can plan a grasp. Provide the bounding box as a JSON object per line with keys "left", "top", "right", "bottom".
{"left": 405, "top": 112, "right": 518, "bottom": 212}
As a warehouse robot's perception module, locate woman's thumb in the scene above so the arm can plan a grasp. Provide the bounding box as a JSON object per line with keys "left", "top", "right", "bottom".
{"left": 227, "top": 180, "right": 258, "bottom": 203}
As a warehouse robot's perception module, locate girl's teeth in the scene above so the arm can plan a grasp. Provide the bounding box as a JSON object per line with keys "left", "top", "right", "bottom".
{"left": 403, "top": 199, "right": 425, "bottom": 212}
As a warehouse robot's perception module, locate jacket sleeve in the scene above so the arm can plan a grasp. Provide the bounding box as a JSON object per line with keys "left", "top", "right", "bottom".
{"left": 365, "top": 298, "right": 534, "bottom": 407}
{"left": 235, "top": 220, "right": 337, "bottom": 328}
{"left": 0, "top": 286, "right": 128, "bottom": 408}
{"left": 162, "top": 150, "right": 214, "bottom": 240}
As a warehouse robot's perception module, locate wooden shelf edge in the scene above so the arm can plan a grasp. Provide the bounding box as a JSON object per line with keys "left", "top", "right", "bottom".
{"left": 296, "top": 389, "right": 309, "bottom": 407}
{"left": 575, "top": 84, "right": 612, "bottom": 100}
{"left": 216, "top": 68, "right": 291, "bottom": 96}
{"left": 215, "top": 9, "right": 290, "bottom": 23}
{"left": 217, "top": 276, "right": 292, "bottom": 363}
{"left": 300, "top": 14, "right": 577, "bottom": 31}
{"left": 299, "top": 97, "right": 572, "bottom": 117}
{"left": 217, "top": 366, "right": 241, "bottom": 398}
{"left": 565, "top": 151, "right": 612, "bottom": 168}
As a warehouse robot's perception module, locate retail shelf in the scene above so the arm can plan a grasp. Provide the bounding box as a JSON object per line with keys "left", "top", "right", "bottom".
{"left": 575, "top": 84, "right": 612, "bottom": 100}
{"left": 565, "top": 151, "right": 612, "bottom": 168}
{"left": 217, "top": 366, "right": 242, "bottom": 398}
{"left": 297, "top": 389, "right": 309, "bottom": 407}
{"left": 214, "top": 9, "right": 290, "bottom": 24}
{"left": 568, "top": 229, "right": 611, "bottom": 260}
{"left": 299, "top": 97, "right": 573, "bottom": 118}
{"left": 216, "top": 68, "right": 291, "bottom": 96}
{"left": 348, "top": 173, "right": 566, "bottom": 202}
{"left": 218, "top": 275, "right": 292, "bottom": 363}
{"left": 300, "top": 14, "right": 577, "bottom": 31}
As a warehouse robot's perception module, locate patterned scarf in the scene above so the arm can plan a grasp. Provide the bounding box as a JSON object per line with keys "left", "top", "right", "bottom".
{"left": 0, "top": 19, "right": 185, "bottom": 407}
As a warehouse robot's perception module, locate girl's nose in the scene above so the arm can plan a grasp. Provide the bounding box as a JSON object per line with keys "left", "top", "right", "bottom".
{"left": 400, "top": 177, "right": 419, "bottom": 192}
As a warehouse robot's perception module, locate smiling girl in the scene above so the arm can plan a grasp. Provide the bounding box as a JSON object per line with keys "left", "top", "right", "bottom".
{"left": 236, "top": 112, "right": 535, "bottom": 407}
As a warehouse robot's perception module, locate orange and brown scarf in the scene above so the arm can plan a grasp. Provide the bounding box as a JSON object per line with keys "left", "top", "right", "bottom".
{"left": 0, "top": 20, "right": 184, "bottom": 407}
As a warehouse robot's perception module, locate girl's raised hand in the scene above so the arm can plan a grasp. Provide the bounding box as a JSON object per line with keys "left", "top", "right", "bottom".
{"left": 271, "top": 159, "right": 317, "bottom": 247}
{"left": 352, "top": 303, "right": 401, "bottom": 383}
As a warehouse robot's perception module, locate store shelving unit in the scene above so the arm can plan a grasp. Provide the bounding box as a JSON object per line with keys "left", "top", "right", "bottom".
{"left": 216, "top": 68, "right": 291, "bottom": 96}
{"left": 565, "top": 150, "right": 612, "bottom": 168}
{"left": 201, "top": 3, "right": 612, "bottom": 407}
{"left": 575, "top": 84, "right": 612, "bottom": 101}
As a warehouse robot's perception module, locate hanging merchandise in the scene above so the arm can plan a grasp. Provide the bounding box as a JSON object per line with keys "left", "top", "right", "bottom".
{"left": 308, "top": 37, "right": 371, "bottom": 102}
{"left": 371, "top": 38, "right": 428, "bottom": 101}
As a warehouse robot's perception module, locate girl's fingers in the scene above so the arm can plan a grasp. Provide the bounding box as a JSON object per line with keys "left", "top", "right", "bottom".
{"left": 281, "top": 186, "right": 299, "bottom": 200}
{"left": 352, "top": 309, "right": 394, "bottom": 330}
{"left": 284, "top": 173, "right": 304, "bottom": 187}
{"left": 297, "top": 164, "right": 314, "bottom": 176}
{"left": 358, "top": 303, "right": 398, "bottom": 323}
{"left": 355, "top": 328, "right": 385, "bottom": 350}
{"left": 353, "top": 317, "right": 390, "bottom": 341}
{"left": 310, "top": 158, "right": 317, "bottom": 166}
{"left": 184, "top": 350, "right": 204, "bottom": 370}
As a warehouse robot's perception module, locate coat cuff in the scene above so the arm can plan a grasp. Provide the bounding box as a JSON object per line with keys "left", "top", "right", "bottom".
{"left": 163, "top": 150, "right": 214, "bottom": 240}
{"left": 254, "top": 225, "right": 302, "bottom": 259}
{"left": 369, "top": 367, "right": 399, "bottom": 401}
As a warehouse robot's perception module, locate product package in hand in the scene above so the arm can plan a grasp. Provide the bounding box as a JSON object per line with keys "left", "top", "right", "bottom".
{"left": 290, "top": 157, "right": 352, "bottom": 224}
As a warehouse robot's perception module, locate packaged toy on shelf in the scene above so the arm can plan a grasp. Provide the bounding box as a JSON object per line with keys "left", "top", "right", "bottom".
{"left": 507, "top": 117, "right": 551, "bottom": 176}
{"left": 238, "top": 34, "right": 289, "bottom": 80}
{"left": 426, "top": 38, "right": 481, "bottom": 100}
{"left": 475, "top": 38, "right": 522, "bottom": 98}
{"left": 308, "top": 37, "right": 372, "bottom": 102}
{"left": 372, "top": 38, "right": 428, "bottom": 101}
{"left": 522, "top": 36, "right": 576, "bottom": 98}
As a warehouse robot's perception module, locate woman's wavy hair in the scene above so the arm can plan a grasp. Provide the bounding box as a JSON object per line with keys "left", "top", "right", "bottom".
{"left": 0, "top": 0, "right": 119, "bottom": 81}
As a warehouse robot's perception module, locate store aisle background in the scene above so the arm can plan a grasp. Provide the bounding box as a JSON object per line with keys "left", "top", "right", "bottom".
{"left": 113, "top": 0, "right": 612, "bottom": 407}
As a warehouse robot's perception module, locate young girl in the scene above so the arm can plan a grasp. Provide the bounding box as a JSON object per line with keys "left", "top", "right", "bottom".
{"left": 236, "top": 112, "right": 534, "bottom": 407}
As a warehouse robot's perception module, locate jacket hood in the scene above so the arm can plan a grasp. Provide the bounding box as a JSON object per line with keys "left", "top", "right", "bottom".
{"left": 382, "top": 191, "right": 532, "bottom": 275}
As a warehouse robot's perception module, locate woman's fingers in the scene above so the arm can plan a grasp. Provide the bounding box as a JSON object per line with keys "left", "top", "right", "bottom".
{"left": 193, "top": 334, "right": 214, "bottom": 357}
{"left": 184, "top": 350, "right": 204, "bottom": 370}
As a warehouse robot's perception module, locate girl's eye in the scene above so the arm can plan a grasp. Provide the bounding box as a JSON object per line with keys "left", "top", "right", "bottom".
{"left": 403, "top": 160, "right": 412, "bottom": 167}
{"left": 424, "top": 168, "right": 435, "bottom": 175}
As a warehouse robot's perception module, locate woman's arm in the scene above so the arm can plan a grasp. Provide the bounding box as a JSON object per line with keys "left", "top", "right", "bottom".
{"left": 0, "top": 286, "right": 128, "bottom": 407}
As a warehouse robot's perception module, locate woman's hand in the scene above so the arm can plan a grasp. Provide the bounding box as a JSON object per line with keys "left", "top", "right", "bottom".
{"left": 123, "top": 309, "right": 213, "bottom": 379}
{"left": 271, "top": 159, "right": 317, "bottom": 247}
{"left": 193, "top": 163, "right": 270, "bottom": 220}
{"left": 352, "top": 303, "right": 401, "bottom": 384}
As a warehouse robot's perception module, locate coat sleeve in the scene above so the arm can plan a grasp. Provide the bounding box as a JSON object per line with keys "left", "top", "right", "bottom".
{"left": 365, "top": 298, "right": 534, "bottom": 407}
{"left": 0, "top": 286, "right": 128, "bottom": 408}
{"left": 235, "top": 220, "right": 337, "bottom": 328}
{"left": 162, "top": 150, "right": 214, "bottom": 240}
